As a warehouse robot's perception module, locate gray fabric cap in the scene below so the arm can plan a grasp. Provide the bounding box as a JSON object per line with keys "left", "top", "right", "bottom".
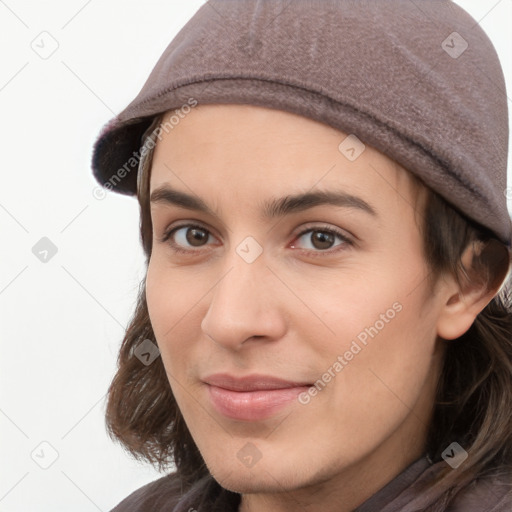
{"left": 91, "top": 0, "right": 512, "bottom": 247}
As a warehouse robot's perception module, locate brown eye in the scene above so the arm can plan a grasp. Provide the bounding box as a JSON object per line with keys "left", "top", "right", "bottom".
{"left": 291, "top": 226, "right": 352, "bottom": 254}
{"left": 163, "top": 224, "right": 215, "bottom": 253}
{"left": 184, "top": 227, "right": 209, "bottom": 247}
{"left": 310, "top": 231, "right": 336, "bottom": 250}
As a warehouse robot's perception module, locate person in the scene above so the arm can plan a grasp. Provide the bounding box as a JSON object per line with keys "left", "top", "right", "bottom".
{"left": 91, "top": 1, "right": 512, "bottom": 511}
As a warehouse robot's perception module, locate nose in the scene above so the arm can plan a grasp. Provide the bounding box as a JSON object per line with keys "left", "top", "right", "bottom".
{"left": 200, "top": 252, "right": 287, "bottom": 351}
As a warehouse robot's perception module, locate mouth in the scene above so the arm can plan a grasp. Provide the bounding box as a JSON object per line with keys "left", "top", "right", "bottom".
{"left": 202, "top": 373, "right": 313, "bottom": 421}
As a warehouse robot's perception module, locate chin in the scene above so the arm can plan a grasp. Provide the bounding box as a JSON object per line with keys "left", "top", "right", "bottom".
{"left": 205, "top": 454, "right": 316, "bottom": 495}
{"left": 210, "top": 468, "right": 289, "bottom": 494}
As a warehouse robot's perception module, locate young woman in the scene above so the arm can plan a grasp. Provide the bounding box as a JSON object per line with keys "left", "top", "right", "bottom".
{"left": 91, "top": 1, "right": 512, "bottom": 511}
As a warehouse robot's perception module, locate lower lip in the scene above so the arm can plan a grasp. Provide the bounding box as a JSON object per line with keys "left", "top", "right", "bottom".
{"left": 206, "top": 384, "right": 311, "bottom": 421}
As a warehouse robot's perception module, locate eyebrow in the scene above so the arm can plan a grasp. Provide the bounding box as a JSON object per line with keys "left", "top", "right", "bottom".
{"left": 150, "top": 185, "right": 377, "bottom": 220}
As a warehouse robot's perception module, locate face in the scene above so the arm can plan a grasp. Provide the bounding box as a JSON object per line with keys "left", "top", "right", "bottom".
{"left": 145, "top": 104, "right": 447, "bottom": 508}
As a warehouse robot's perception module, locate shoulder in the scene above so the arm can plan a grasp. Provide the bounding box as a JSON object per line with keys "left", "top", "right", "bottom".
{"left": 110, "top": 472, "right": 185, "bottom": 512}
{"left": 448, "top": 472, "right": 512, "bottom": 512}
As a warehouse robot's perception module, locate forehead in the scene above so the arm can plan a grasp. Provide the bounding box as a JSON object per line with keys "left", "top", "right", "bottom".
{"left": 149, "top": 104, "right": 422, "bottom": 216}
{"left": 152, "top": 104, "right": 350, "bottom": 169}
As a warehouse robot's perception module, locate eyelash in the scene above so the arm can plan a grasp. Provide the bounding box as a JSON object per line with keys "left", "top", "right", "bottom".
{"left": 160, "top": 222, "right": 353, "bottom": 257}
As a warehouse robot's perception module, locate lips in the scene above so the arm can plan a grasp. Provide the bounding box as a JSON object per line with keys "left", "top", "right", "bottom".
{"left": 203, "top": 373, "right": 312, "bottom": 391}
{"left": 203, "top": 373, "right": 312, "bottom": 421}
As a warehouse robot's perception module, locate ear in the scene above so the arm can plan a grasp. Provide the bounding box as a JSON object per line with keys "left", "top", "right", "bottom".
{"left": 436, "top": 239, "right": 511, "bottom": 340}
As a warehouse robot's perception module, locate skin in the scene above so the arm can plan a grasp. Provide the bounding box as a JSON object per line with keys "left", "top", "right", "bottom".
{"left": 145, "top": 104, "right": 495, "bottom": 512}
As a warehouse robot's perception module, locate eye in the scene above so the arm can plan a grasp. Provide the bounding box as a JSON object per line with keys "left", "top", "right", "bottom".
{"left": 160, "top": 222, "right": 353, "bottom": 256}
{"left": 290, "top": 225, "right": 352, "bottom": 254}
{"left": 161, "top": 223, "right": 217, "bottom": 254}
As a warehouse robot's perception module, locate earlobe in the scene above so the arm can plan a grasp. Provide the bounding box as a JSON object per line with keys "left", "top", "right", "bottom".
{"left": 436, "top": 240, "right": 511, "bottom": 341}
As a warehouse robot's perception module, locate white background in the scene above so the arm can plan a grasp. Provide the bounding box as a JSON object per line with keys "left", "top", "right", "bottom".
{"left": 1, "top": 1, "right": 511, "bottom": 510}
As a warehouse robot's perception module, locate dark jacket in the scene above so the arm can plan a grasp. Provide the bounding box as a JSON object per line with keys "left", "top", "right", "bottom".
{"left": 110, "top": 456, "right": 512, "bottom": 511}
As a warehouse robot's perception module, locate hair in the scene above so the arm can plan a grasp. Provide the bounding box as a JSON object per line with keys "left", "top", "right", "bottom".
{"left": 105, "top": 114, "right": 512, "bottom": 511}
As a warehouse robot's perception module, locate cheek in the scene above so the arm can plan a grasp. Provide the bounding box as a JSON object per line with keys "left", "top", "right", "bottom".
{"left": 315, "top": 285, "right": 439, "bottom": 442}
{"left": 145, "top": 258, "right": 205, "bottom": 367}
{"left": 301, "top": 252, "right": 440, "bottom": 412}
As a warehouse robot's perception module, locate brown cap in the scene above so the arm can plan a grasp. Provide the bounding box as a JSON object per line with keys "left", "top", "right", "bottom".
{"left": 91, "top": 0, "right": 511, "bottom": 246}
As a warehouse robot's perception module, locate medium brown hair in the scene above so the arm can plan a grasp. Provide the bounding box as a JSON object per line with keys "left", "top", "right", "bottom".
{"left": 105, "top": 115, "right": 512, "bottom": 510}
